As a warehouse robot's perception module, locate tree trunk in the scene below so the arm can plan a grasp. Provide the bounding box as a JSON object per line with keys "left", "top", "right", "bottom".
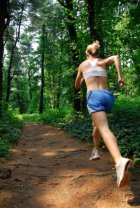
{"left": 86, "top": 0, "right": 104, "bottom": 57}
{"left": 58, "top": 0, "right": 81, "bottom": 111}
{"left": 0, "top": 0, "right": 10, "bottom": 117}
{"left": 55, "top": 71, "right": 62, "bottom": 108}
{"left": 15, "top": 78, "right": 24, "bottom": 114}
{"left": 6, "top": 0, "right": 25, "bottom": 103}
{"left": 28, "top": 70, "right": 32, "bottom": 101}
{"left": 39, "top": 23, "right": 45, "bottom": 114}
{"left": 86, "top": 0, "right": 99, "bottom": 42}
{"left": 0, "top": 31, "right": 4, "bottom": 118}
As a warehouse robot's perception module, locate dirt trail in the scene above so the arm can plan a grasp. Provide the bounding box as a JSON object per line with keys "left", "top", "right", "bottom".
{"left": 0, "top": 123, "right": 140, "bottom": 208}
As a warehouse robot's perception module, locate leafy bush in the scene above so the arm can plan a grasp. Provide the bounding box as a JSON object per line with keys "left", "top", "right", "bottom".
{"left": 0, "top": 107, "right": 23, "bottom": 157}
{"left": 62, "top": 112, "right": 93, "bottom": 142}
{"left": 22, "top": 113, "right": 42, "bottom": 123}
{"left": 22, "top": 108, "right": 73, "bottom": 125}
{"left": 109, "top": 96, "right": 140, "bottom": 158}
{"left": 41, "top": 109, "right": 72, "bottom": 125}
{"left": 0, "top": 139, "right": 10, "bottom": 157}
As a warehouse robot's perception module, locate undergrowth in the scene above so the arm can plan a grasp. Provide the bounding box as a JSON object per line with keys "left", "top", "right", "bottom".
{"left": 0, "top": 107, "right": 23, "bottom": 157}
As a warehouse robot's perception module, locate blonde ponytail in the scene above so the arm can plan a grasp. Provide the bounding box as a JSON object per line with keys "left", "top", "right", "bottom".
{"left": 86, "top": 40, "right": 100, "bottom": 56}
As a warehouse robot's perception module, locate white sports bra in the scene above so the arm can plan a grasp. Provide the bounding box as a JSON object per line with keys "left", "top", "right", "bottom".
{"left": 83, "top": 59, "right": 107, "bottom": 80}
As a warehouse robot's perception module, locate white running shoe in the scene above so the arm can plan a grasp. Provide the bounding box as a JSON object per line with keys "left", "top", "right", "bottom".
{"left": 116, "top": 157, "right": 131, "bottom": 187}
{"left": 89, "top": 149, "right": 100, "bottom": 160}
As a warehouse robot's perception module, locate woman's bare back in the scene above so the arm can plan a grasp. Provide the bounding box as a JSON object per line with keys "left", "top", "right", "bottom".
{"left": 79, "top": 59, "right": 108, "bottom": 91}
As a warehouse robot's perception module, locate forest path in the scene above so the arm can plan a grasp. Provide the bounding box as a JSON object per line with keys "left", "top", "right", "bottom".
{"left": 0, "top": 123, "right": 140, "bottom": 208}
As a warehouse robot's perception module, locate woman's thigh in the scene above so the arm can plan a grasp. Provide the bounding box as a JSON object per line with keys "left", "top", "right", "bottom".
{"left": 91, "top": 111, "right": 109, "bottom": 131}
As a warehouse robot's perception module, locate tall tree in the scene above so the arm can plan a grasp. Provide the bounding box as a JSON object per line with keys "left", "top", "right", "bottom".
{"left": 85, "top": 0, "right": 104, "bottom": 57}
{"left": 57, "top": 0, "right": 81, "bottom": 111}
{"left": 0, "top": 0, "right": 10, "bottom": 117}
{"left": 39, "top": 23, "right": 45, "bottom": 114}
{"left": 86, "top": 0, "right": 99, "bottom": 41}
{"left": 6, "top": 0, "right": 26, "bottom": 103}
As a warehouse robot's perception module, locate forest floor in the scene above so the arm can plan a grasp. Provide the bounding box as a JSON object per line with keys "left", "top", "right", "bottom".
{"left": 0, "top": 123, "right": 140, "bottom": 208}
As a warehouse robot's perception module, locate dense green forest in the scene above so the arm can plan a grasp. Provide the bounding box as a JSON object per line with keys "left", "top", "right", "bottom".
{"left": 0, "top": 0, "right": 140, "bottom": 159}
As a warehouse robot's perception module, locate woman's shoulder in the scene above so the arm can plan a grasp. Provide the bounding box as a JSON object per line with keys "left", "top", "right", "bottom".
{"left": 96, "top": 57, "right": 114, "bottom": 68}
{"left": 79, "top": 60, "right": 90, "bottom": 71}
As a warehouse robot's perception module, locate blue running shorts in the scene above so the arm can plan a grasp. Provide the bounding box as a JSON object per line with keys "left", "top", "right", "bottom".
{"left": 87, "top": 89, "right": 115, "bottom": 114}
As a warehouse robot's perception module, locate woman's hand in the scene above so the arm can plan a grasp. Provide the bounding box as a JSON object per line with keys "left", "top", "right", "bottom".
{"left": 118, "top": 78, "right": 125, "bottom": 87}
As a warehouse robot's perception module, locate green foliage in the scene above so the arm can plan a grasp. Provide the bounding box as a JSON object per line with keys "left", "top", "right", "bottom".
{"left": 0, "top": 140, "right": 10, "bottom": 158}
{"left": 22, "top": 113, "right": 42, "bottom": 123}
{"left": 3, "top": 0, "right": 140, "bottom": 114}
{"left": 109, "top": 96, "right": 140, "bottom": 158}
{"left": 62, "top": 112, "right": 92, "bottom": 142}
{"left": 41, "top": 109, "right": 72, "bottom": 125}
{"left": 0, "top": 107, "right": 23, "bottom": 157}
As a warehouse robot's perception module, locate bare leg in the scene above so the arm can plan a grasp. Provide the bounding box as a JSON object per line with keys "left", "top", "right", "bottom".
{"left": 91, "top": 111, "right": 122, "bottom": 164}
{"left": 92, "top": 111, "right": 132, "bottom": 187}
{"left": 92, "top": 123, "right": 102, "bottom": 150}
{"left": 89, "top": 122, "right": 101, "bottom": 160}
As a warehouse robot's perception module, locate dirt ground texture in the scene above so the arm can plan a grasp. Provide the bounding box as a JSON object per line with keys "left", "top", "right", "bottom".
{"left": 0, "top": 123, "right": 140, "bottom": 208}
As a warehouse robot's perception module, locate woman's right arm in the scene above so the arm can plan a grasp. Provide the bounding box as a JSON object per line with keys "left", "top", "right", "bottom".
{"left": 75, "top": 67, "right": 83, "bottom": 90}
{"left": 98, "top": 55, "right": 125, "bottom": 86}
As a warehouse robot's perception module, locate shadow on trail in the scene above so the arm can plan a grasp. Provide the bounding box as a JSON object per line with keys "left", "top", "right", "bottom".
{"left": 128, "top": 163, "right": 140, "bottom": 207}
